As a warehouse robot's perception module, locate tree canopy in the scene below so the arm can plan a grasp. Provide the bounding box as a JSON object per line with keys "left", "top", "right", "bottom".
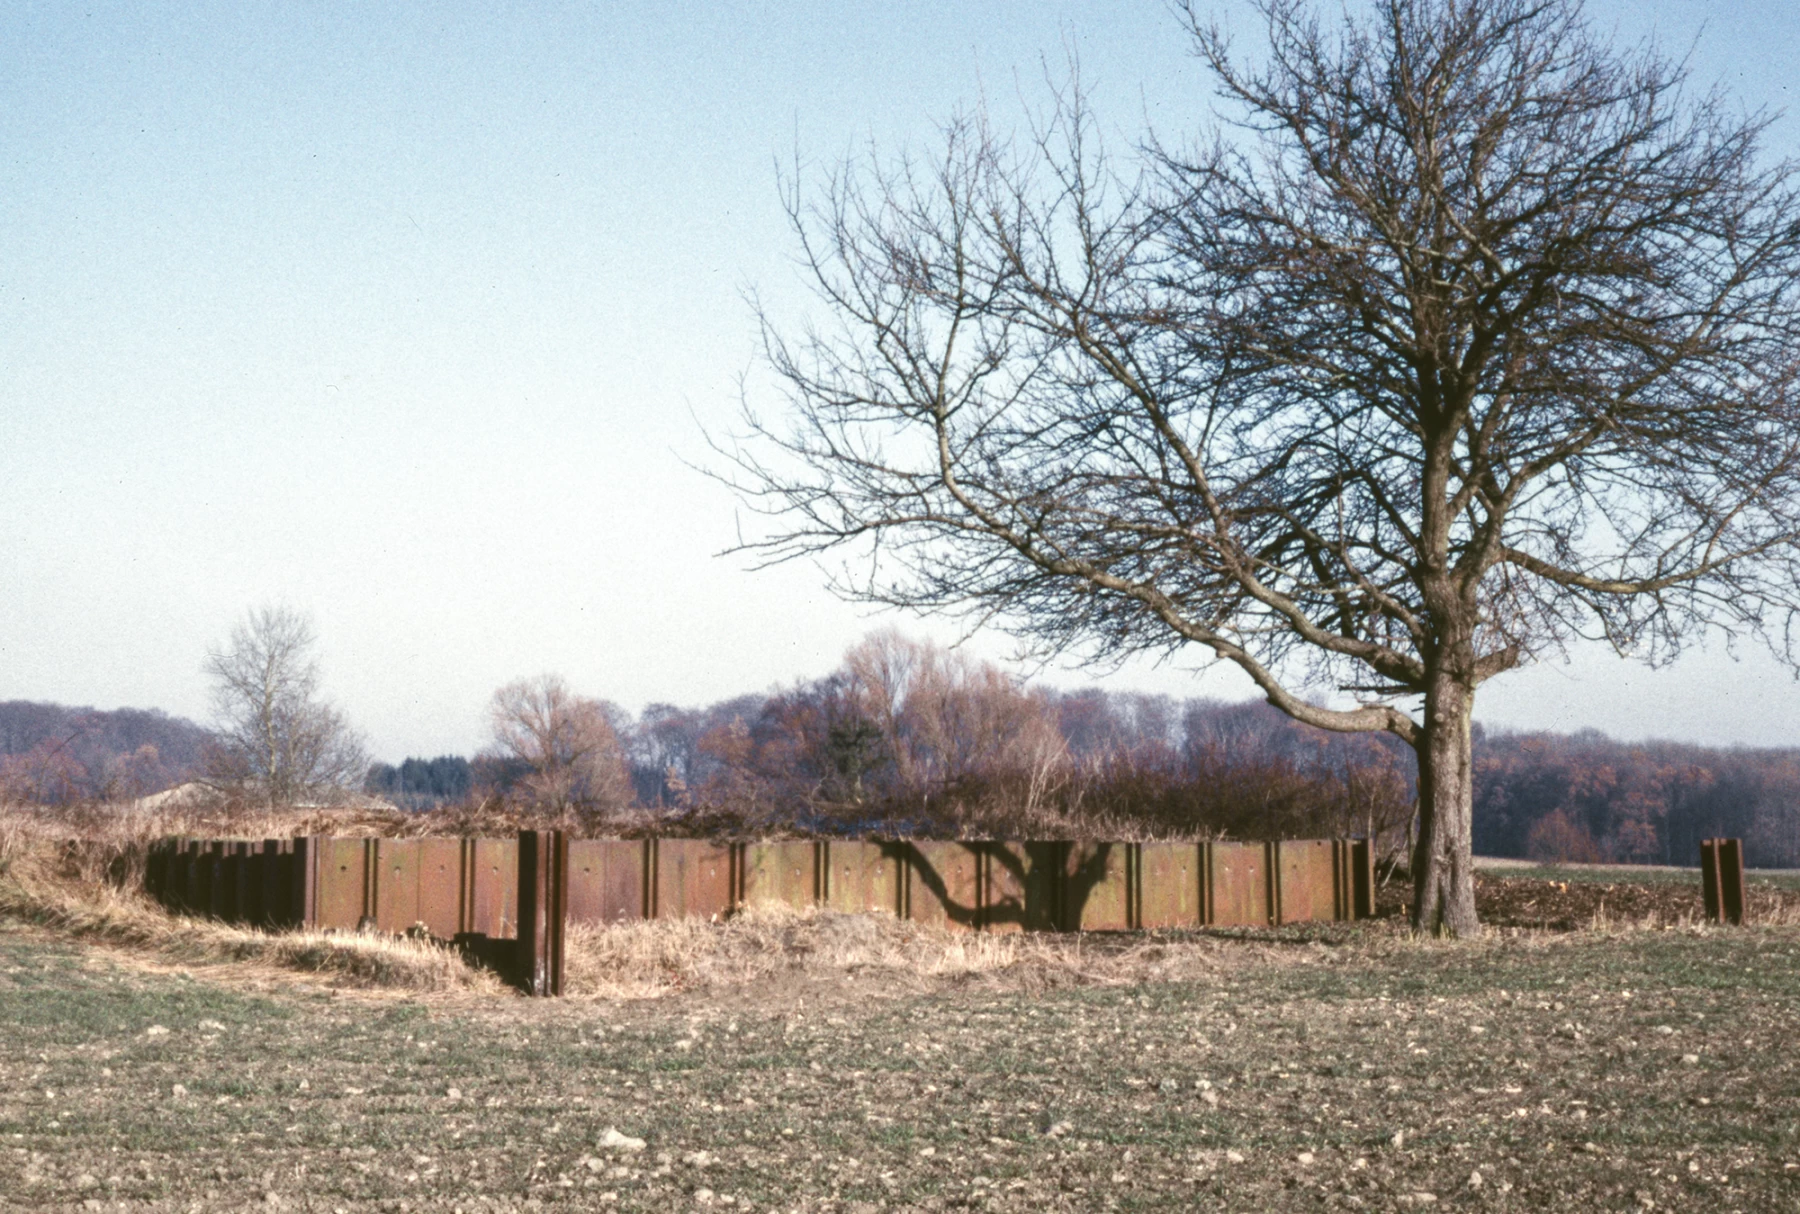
{"left": 726, "top": 0, "right": 1800, "bottom": 933}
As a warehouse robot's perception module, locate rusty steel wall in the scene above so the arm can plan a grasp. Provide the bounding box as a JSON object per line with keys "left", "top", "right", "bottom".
{"left": 650, "top": 839, "right": 737, "bottom": 922}
{"left": 147, "top": 833, "right": 1383, "bottom": 949}
{"left": 1275, "top": 840, "right": 1338, "bottom": 925}
{"left": 1138, "top": 843, "right": 1204, "bottom": 930}
{"left": 819, "top": 841, "right": 905, "bottom": 917}
{"left": 906, "top": 842, "right": 982, "bottom": 930}
{"left": 567, "top": 839, "right": 648, "bottom": 924}
{"left": 1208, "top": 841, "right": 1271, "bottom": 927}
{"left": 741, "top": 840, "right": 818, "bottom": 910}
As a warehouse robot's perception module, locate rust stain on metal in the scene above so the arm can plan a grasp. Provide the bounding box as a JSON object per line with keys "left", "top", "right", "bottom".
{"left": 1276, "top": 839, "right": 1337, "bottom": 924}
{"left": 820, "top": 841, "right": 904, "bottom": 916}
{"left": 653, "top": 839, "right": 736, "bottom": 921}
{"left": 1207, "top": 841, "right": 1269, "bottom": 927}
{"left": 741, "top": 840, "right": 818, "bottom": 910}
{"left": 1138, "top": 843, "right": 1203, "bottom": 929}
{"left": 566, "top": 839, "right": 648, "bottom": 924}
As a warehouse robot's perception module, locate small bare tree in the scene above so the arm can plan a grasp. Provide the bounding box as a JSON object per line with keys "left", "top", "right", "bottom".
{"left": 727, "top": 0, "right": 1800, "bottom": 933}
{"left": 203, "top": 606, "right": 368, "bottom": 806}
{"left": 487, "top": 675, "right": 632, "bottom": 817}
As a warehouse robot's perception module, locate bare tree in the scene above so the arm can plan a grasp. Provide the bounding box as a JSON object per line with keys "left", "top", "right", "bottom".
{"left": 203, "top": 606, "right": 368, "bottom": 806}
{"left": 726, "top": 0, "right": 1800, "bottom": 933}
{"left": 487, "top": 675, "right": 632, "bottom": 817}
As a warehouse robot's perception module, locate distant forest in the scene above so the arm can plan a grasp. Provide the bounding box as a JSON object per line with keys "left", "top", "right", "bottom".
{"left": 0, "top": 701, "right": 212, "bottom": 804}
{"left": 6, "top": 658, "right": 1800, "bottom": 866}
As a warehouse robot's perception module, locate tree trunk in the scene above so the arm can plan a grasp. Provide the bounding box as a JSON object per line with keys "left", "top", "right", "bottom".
{"left": 1410, "top": 675, "right": 1480, "bottom": 935}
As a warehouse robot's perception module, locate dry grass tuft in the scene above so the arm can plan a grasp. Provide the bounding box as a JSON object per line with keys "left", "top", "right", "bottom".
{"left": 0, "top": 818, "right": 502, "bottom": 993}
{"left": 562, "top": 902, "right": 1278, "bottom": 1001}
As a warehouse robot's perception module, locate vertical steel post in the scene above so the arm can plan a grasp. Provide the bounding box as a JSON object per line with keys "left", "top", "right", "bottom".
{"left": 1720, "top": 837, "right": 1746, "bottom": 926}
{"left": 291, "top": 836, "right": 320, "bottom": 930}
{"left": 1700, "top": 838, "right": 1723, "bottom": 922}
{"left": 1351, "top": 838, "right": 1375, "bottom": 920}
{"left": 517, "top": 829, "right": 567, "bottom": 996}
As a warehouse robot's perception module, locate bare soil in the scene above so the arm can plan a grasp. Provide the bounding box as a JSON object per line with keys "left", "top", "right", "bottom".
{"left": 5, "top": 893, "right": 1800, "bottom": 1211}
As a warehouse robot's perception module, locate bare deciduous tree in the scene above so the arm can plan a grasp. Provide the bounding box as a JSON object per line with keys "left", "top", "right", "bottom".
{"left": 726, "top": 0, "right": 1800, "bottom": 932}
{"left": 203, "top": 606, "right": 368, "bottom": 806}
{"left": 487, "top": 675, "right": 632, "bottom": 817}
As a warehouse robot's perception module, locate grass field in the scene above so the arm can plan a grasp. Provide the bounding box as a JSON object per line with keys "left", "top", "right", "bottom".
{"left": 5, "top": 907, "right": 1800, "bottom": 1213}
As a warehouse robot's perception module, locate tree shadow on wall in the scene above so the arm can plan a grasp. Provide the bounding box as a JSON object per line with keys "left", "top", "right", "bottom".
{"left": 902, "top": 841, "right": 1122, "bottom": 931}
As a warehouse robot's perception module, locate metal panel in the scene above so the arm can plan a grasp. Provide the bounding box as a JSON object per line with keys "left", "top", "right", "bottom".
{"left": 197, "top": 841, "right": 224, "bottom": 920}
{"left": 979, "top": 842, "right": 1064, "bottom": 932}
{"left": 979, "top": 842, "right": 1026, "bottom": 933}
{"left": 413, "top": 838, "right": 464, "bottom": 938}
{"left": 518, "top": 830, "right": 567, "bottom": 996}
{"left": 372, "top": 839, "right": 422, "bottom": 932}
{"left": 243, "top": 840, "right": 277, "bottom": 926}
{"left": 1351, "top": 839, "right": 1375, "bottom": 920}
{"left": 220, "top": 842, "right": 250, "bottom": 923}
{"left": 906, "top": 842, "right": 982, "bottom": 930}
{"left": 1276, "top": 839, "right": 1338, "bottom": 924}
{"left": 1062, "top": 842, "right": 1130, "bottom": 931}
{"left": 289, "top": 836, "right": 319, "bottom": 929}
{"left": 566, "top": 839, "right": 649, "bottom": 923}
{"left": 821, "top": 841, "right": 904, "bottom": 916}
{"left": 467, "top": 837, "right": 517, "bottom": 937}
{"left": 654, "top": 839, "right": 736, "bottom": 921}
{"left": 1138, "top": 842, "right": 1202, "bottom": 929}
{"left": 1209, "top": 841, "right": 1270, "bottom": 927}
{"left": 740, "top": 841, "right": 817, "bottom": 910}
{"left": 1720, "top": 838, "right": 1745, "bottom": 926}
{"left": 313, "top": 837, "right": 369, "bottom": 930}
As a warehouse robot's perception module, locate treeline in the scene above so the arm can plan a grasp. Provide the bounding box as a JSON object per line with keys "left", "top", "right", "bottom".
{"left": 435, "top": 631, "right": 1418, "bottom": 844}
{"left": 10, "top": 633, "right": 1800, "bottom": 864}
{"left": 1473, "top": 729, "right": 1800, "bottom": 868}
{"left": 0, "top": 701, "right": 213, "bottom": 804}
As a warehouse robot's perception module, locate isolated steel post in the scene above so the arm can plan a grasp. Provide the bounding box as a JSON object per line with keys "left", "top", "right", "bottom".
{"left": 1701, "top": 838, "right": 1723, "bottom": 922}
{"left": 1720, "top": 838, "right": 1746, "bottom": 926}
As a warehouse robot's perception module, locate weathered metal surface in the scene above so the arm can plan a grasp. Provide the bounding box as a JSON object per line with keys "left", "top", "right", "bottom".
{"left": 413, "top": 838, "right": 464, "bottom": 937}
{"left": 1062, "top": 842, "right": 1131, "bottom": 931}
{"left": 466, "top": 837, "right": 517, "bottom": 937}
{"left": 244, "top": 840, "right": 276, "bottom": 926}
{"left": 977, "top": 842, "right": 1064, "bottom": 932}
{"left": 740, "top": 840, "right": 818, "bottom": 910}
{"left": 1701, "top": 837, "right": 1746, "bottom": 926}
{"left": 820, "top": 841, "right": 904, "bottom": 916}
{"left": 1350, "top": 839, "right": 1375, "bottom": 920}
{"left": 1720, "top": 837, "right": 1746, "bottom": 926}
{"left": 313, "top": 837, "right": 370, "bottom": 929}
{"left": 372, "top": 838, "right": 422, "bottom": 933}
{"left": 150, "top": 830, "right": 1375, "bottom": 953}
{"left": 220, "top": 842, "right": 249, "bottom": 923}
{"left": 1276, "top": 839, "right": 1338, "bottom": 924}
{"left": 517, "top": 830, "right": 567, "bottom": 996}
{"left": 566, "top": 839, "right": 649, "bottom": 923}
{"left": 196, "top": 841, "right": 224, "bottom": 920}
{"left": 290, "top": 836, "right": 319, "bottom": 929}
{"left": 653, "top": 838, "right": 737, "bottom": 921}
{"left": 907, "top": 842, "right": 982, "bottom": 930}
{"left": 977, "top": 842, "right": 1024, "bottom": 933}
{"left": 1138, "top": 842, "right": 1203, "bottom": 929}
{"left": 1208, "top": 841, "right": 1270, "bottom": 927}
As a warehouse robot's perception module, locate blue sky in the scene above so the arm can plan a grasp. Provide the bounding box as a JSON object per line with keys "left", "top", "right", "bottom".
{"left": 4, "top": 0, "right": 1800, "bottom": 760}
